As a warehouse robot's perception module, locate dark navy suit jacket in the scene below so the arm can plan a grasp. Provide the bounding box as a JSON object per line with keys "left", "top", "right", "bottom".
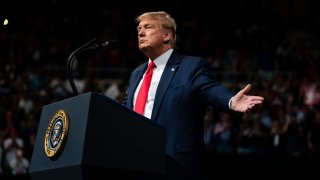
{"left": 123, "top": 50, "right": 235, "bottom": 179}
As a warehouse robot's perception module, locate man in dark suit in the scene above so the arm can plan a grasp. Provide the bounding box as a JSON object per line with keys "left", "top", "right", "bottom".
{"left": 123, "top": 11, "right": 264, "bottom": 180}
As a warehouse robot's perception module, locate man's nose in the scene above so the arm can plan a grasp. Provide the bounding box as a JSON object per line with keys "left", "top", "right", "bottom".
{"left": 138, "top": 29, "right": 145, "bottom": 36}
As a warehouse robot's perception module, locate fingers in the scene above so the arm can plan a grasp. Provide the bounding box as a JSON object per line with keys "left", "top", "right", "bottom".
{"left": 250, "top": 96, "right": 264, "bottom": 101}
{"left": 241, "top": 84, "right": 252, "bottom": 94}
{"left": 233, "top": 84, "right": 264, "bottom": 113}
{"left": 245, "top": 99, "right": 264, "bottom": 112}
{"left": 239, "top": 97, "right": 263, "bottom": 113}
{"left": 235, "top": 84, "right": 251, "bottom": 97}
{"left": 247, "top": 96, "right": 264, "bottom": 106}
{"left": 240, "top": 104, "right": 256, "bottom": 113}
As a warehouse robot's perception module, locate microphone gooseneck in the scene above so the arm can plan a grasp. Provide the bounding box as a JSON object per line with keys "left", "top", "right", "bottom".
{"left": 66, "top": 38, "right": 117, "bottom": 96}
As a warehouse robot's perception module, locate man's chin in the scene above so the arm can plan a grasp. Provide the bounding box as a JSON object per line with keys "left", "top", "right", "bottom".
{"left": 139, "top": 43, "right": 147, "bottom": 48}
{"left": 139, "top": 46, "right": 150, "bottom": 52}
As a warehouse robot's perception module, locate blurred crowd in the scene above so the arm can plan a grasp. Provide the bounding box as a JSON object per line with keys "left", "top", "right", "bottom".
{"left": 1, "top": 0, "right": 320, "bottom": 177}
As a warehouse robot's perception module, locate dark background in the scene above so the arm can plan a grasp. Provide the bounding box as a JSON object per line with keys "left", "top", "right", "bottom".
{"left": 1, "top": 0, "right": 320, "bottom": 179}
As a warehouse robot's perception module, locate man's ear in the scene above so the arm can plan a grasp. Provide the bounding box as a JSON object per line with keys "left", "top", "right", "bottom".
{"left": 163, "top": 33, "right": 172, "bottom": 44}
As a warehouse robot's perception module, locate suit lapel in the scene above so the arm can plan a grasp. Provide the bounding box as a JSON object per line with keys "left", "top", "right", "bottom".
{"left": 151, "top": 52, "right": 181, "bottom": 120}
{"left": 127, "top": 64, "right": 148, "bottom": 109}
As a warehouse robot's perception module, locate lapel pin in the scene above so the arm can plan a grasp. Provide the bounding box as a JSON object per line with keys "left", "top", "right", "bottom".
{"left": 171, "top": 68, "right": 175, "bottom": 72}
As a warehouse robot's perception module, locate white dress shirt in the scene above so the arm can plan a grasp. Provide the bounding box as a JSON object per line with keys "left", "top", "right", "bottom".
{"left": 133, "top": 49, "right": 173, "bottom": 119}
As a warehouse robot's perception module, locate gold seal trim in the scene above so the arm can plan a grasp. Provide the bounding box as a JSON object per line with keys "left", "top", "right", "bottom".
{"left": 44, "top": 110, "right": 70, "bottom": 159}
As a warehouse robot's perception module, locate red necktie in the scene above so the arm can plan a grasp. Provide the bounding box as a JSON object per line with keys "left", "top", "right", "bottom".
{"left": 134, "top": 61, "right": 156, "bottom": 115}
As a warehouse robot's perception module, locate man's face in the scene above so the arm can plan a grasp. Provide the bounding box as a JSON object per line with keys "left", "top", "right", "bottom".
{"left": 137, "top": 17, "right": 166, "bottom": 52}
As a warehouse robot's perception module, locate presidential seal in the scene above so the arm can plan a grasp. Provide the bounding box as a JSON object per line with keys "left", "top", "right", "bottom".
{"left": 44, "top": 110, "right": 69, "bottom": 159}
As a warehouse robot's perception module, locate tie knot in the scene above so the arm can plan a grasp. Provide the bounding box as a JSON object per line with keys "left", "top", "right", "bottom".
{"left": 148, "top": 61, "right": 156, "bottom": 70}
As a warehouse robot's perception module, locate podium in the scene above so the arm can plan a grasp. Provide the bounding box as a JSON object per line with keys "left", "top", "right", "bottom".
{"left": 29, "top": 92, "right": 166, "bottom": 180}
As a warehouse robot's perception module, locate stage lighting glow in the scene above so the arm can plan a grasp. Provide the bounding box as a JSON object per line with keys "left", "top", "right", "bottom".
{"left": 3, "top": 19, "right": 9, "bottom": 26}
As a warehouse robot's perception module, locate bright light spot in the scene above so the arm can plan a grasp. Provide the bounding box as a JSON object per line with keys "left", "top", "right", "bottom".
{"left": 3, "top": 19, "right": 9, "bottom": 26}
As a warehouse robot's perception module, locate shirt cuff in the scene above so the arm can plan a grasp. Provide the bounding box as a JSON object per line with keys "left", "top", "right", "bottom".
{"left": 228, "top": 97, "right": 233, "bottom": 110}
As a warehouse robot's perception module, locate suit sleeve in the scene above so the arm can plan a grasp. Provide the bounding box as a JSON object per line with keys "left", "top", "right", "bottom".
{"left": 191, "top": 58, "right": 235, "bottom": 113}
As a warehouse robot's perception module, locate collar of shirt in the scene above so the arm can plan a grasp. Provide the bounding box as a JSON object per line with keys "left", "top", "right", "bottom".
{"left": 148, "top": 48, "right": 173, "bottom": 70}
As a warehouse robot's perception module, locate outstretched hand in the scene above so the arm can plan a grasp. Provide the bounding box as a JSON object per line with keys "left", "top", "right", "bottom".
{"left": 230, "top": 84, "right": 264, "bottom": 113}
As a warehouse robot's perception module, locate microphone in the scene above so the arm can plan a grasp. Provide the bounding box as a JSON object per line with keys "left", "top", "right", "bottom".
{"left": 66, "top": 38, "right": 119, "bottom": 96}
{"left": 80, "top": 39, "right": 119, "bottom": 52}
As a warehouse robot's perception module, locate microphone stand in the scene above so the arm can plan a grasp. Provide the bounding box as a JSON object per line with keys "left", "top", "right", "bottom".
{"left": 66, "top": 38, "right": 96, "bottom": 96}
